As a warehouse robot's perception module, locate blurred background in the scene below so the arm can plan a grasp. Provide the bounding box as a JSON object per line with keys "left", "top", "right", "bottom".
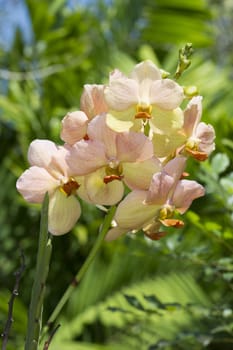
{"left": 0, "top": 0, "right": 233, "bottom": 349}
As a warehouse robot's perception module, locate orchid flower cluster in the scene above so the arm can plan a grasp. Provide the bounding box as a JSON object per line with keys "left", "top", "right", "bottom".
{"left": 16, "top": 60, "right": 215, "bottom": 241}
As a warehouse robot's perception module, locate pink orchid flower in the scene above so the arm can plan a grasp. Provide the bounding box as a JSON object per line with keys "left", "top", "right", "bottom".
{"left": 16, "top": 140, "right": 85, "bottom": 235}
{"left": 104, "top": 60, "right": 184, "bottom": 133}
{"left": 181, "top": 96, "right": 215, "bottom": 160}
{"left": 66, "top": 115, "right": 161, "bottom": 205}
{"left": 61, "top": 84, "right": 108, "bottom": 145}
{"left": 106, "top": 156, "right": 205, "bottom": 241}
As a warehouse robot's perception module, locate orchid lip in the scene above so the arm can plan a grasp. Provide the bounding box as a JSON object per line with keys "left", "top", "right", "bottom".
{"left": 186, "top": 148, "right": 208, "bottom": 161}
{"left": 60, "top": 178, "right": 80, "bottom": 196}
{"left": 135, "top": 104, "right": 152, "bottom": 119}
{"left": 103, "top": 174, "right": 124, "bottom": 184}
{"left": 83, "top": 134, "right": 89, "bottom": 140}
{"left": 135, "top": 111, "right": 151, "bottom": 119}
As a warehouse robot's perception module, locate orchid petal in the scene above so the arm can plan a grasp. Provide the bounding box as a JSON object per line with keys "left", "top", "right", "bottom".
{"left": 109, "top": 69, "right": 126, "bottom": 81}
{"left": 130, "top": 60, "right": 161, "bottom": 83}
{"left": 105, "top": 226, "right": 127, "bottom": 241}
{"left": 48, "top": 189, "right": 81, "bottom": 235}
{"left": 16, "top": 166, "right": 59, "bottom": 203}
{"left": 150, "top": 106, "right": 184, "bottom": 135}
{"left": 28, "top": 139, "right": 59, "bottom": 168}
{"left": 84, "top": 169, "right": 124, "bottom": 205}
{"left": 80, "top": 84, "right": 108, "bottom": 119}
{"left": 123, "top": 157, "right": 161, "bottom": 190}
{"left": 87, "top": 115, "right": 117, "bottom": 157}
{"left": 116, "top": 131, "right": 153, "bottom": 162}
{"left": 163, "top": 156, "right": 187, "bottom": 182}
{"left": 195, "top": 122, "right": 215, "bottom": 154}
{"left": 106, "top": 110, "right": 135, "bottom": 132}
{"left": 104, "top": 77, "right": 139, "bottom": 111}
{"left": 150, "top": 79, "right": 184, "bottom": 109}
{"left": 115, "top": 190, "right": 159, "bottom": 230}
{"left": 173, "top": 179, "right": 205, "bottom": 214}
{"left": 146, "top": 157, "right": 186, "bottom": 205}
{"left": 183, "top": 96, "right": 202, "bottom": 136}
{"left": 67, "top": 139, "right": 107, "bottom": 175}
{"left": 152, "top": 132, "right": 186, "bottom": 158}
{"left": 146, "top": 171, "right": 175, "bottom": 205}
{"left": 61, "top": 111, "right": 88, "bottom": 145}
{"left": 28, "top": 140, "right": 70, "bottom": 179}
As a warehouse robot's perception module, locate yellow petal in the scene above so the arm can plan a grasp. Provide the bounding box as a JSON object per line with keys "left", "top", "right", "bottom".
{"left": 48, "top": 189, "right": 81, "bottom": 235}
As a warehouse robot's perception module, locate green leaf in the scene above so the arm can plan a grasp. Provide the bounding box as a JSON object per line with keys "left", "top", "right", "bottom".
{"left": 124, "top": 294, "right": 145, "bottom": 311}
{"left": 211, "top": 153, "right": 230, "bottom": 175}
{"left": 143, "top": 294, "right": 166, "bottom": 310}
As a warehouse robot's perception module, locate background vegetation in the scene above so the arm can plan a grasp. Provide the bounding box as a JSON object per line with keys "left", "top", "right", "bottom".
{"left": 0, "top": 0, "right": 233, "bottom": 349}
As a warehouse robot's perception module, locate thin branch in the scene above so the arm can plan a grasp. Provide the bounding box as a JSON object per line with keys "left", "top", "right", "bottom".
{"left": 43, "top": 324, "right": 60, "bottom": 350}
{"left": 1, "top": 250, "right": 26, "bottom": 350}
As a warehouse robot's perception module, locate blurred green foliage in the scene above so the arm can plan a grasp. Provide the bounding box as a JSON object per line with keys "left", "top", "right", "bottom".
{"left": 0, "top": 0, "right": 233, "bottom": 349}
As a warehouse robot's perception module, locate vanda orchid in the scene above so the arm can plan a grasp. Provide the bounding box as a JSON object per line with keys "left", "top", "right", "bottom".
{"left": 17, "top": 57, "right": 215, "bottom": 239}
{"left": 105, "top": 157, "right": 205, "bottom": 241}
{"left": 16, "top": 140, "right": 84, "bottom": 235}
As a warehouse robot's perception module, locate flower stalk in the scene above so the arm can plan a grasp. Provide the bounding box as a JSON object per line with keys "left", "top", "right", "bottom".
{"left": 43, "top": 205, "right": 116, "bottom": 336}
{"left": 25, "top": 193, "right": 52, "bottom": 350}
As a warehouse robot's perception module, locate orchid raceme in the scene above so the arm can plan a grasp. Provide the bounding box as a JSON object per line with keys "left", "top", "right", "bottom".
{"left": 16, "top": 58, "right": 215, "bottom": 239}
{"left": 16, "top": 140, "right": 84, "bottom": 235}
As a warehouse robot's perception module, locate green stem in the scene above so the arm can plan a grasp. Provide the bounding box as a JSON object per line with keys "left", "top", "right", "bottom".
{"left": 44, "top": 205, "right": 116, "bottom": 333}
{"left": 25, "top": 194, "right": 52, "bottom": 350}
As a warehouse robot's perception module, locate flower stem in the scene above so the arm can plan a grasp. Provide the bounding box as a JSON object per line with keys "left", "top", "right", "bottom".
{"left": 44, "top": 205, "right": 116, "bottom": 334}
{"left": 25, "top": 193, "right": 52, "bottom": 350}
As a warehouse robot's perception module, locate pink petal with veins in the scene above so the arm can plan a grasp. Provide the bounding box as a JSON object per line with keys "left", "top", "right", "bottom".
{"left": 80, "top": 84, "right": 108, "bottom": 119}
{"left": 116, "top": 131, "right": 154, "bottom": 162}
{"left": 109, "top": 69, "right": 126, "bottom": 81}
{"left": 163, "top": 156, "right": 187, "bottom": 182}
{"left": 146, "top": 171, "right": 174, "bottom": 205}
{"left": 67, "top": 139, "right": 108, "bottom": 175}
{"left": 28, "top": 139, "right": 59, "bottom": 168}
{"left": 16, "top": 166, "right": 59, "bottom": 203}
{"left": 87, "top": 114, "right": 117, "bottom": 157}
{"left": 104, "top": 77, "right": 139, "bottom": 111}
{"left": 183, "top": 96, "right": 202, "bottom": 136}
{"left": 196, "top": 122, "right": 215, "bottom": 154}
{"left": 173, "top": 179, "right": 205, "bottom": 214}
{"left": 61, "top": 111, "right": 88, "bottom": 145}
{"left": 130, "top": 60, "right": 161, "bottom": 83}
{"left": 150, "top": 79, "right": 184, "bottom": 110}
